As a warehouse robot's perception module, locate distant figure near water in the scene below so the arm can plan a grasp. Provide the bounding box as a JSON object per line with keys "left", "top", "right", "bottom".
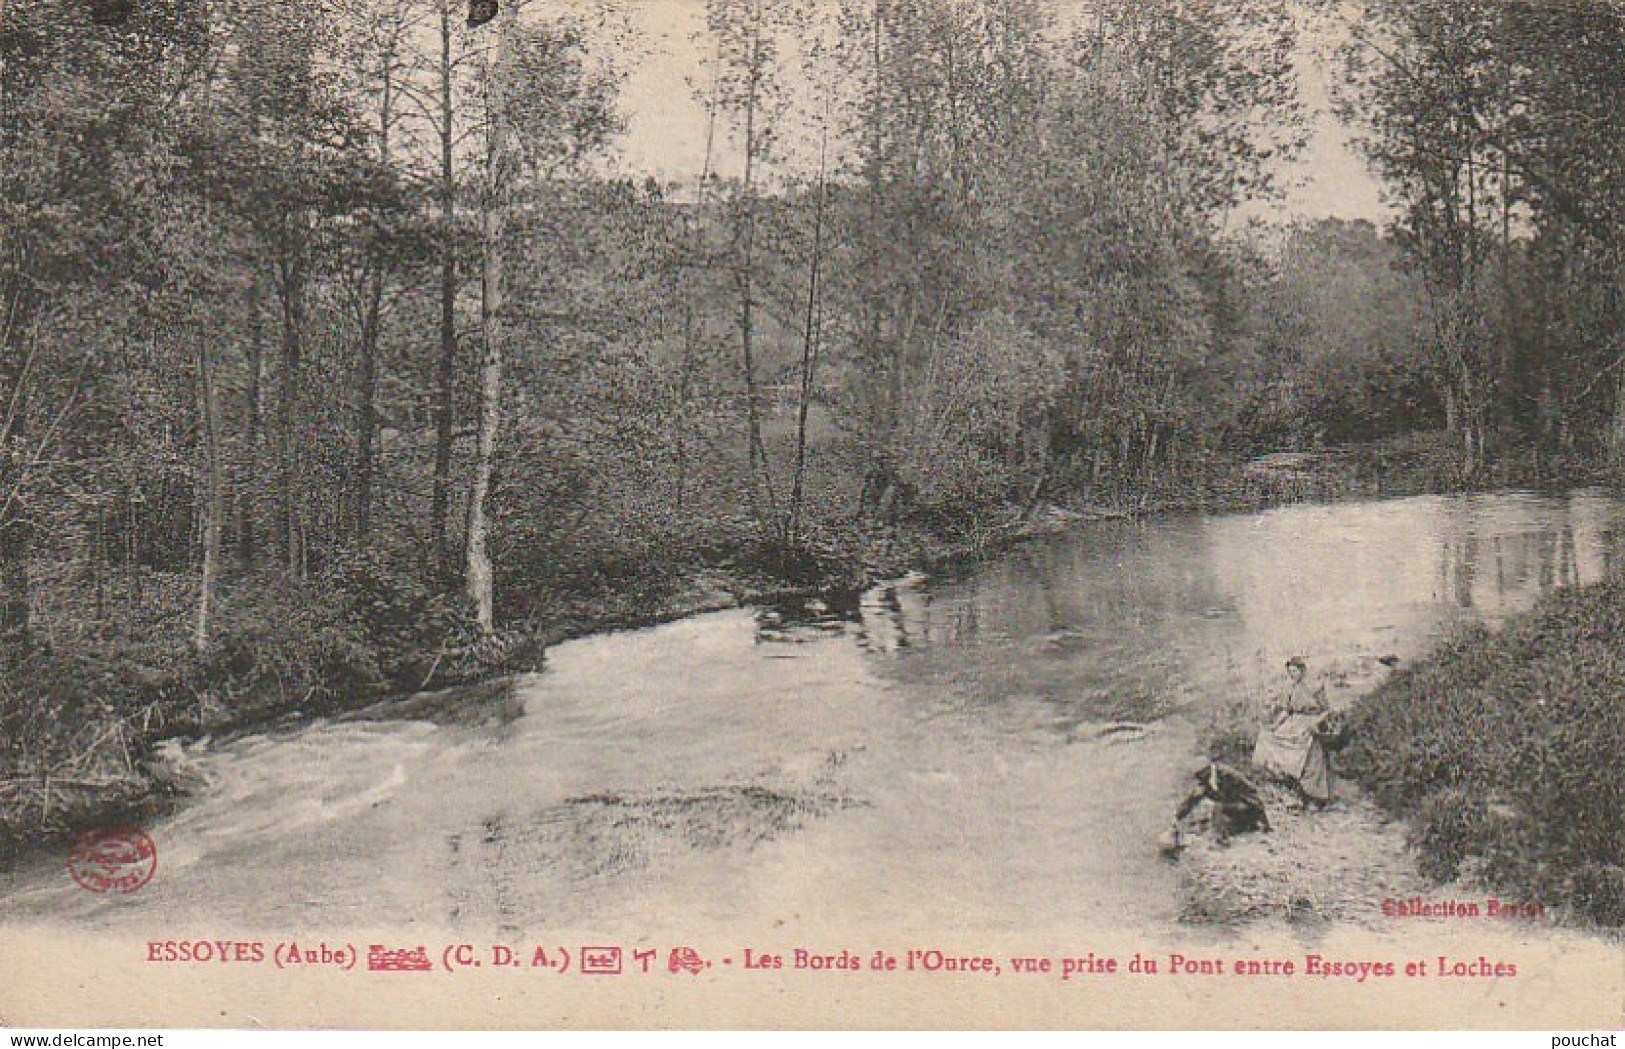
{"left": 1252, "top": 656, "right": 1333, "bottom": 807}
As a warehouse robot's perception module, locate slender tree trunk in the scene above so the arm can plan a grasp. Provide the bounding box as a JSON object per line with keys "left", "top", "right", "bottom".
{"left": 860, "top": 2, "right": 895, "bottom": 523}
{"left": 356, "top": 18, "right": 399, "bottom": 544}
{"left": 356, "top": 264, "right": 383, "bottom": 540}
{"left": 465, "top": 245, "right": 502, "bottom": 632}
{"left": 729, "top": 13, "right": 782, "bottom": 532}
{"left": 466, "top": 5, "right": 513, "bottom": 633}
{"left": 432, "top": 0, "right": 459, "bottom": 583}
{"left": 238, "top": 276, "right": 265, "bottom": 569}
{"left": 675, "top": 61, "right": 722, "bottom": 519}
{"left": 673, "top": 303, "right": 695, "bottom": 517}
{"left": 195, "top": 335, "right": 223, "bottom": 654}
{"left": 434, "top": 249, "right": 456, "bottom": 580}
{"left": 1610, "top": 360, "right": 1625, "bottom": 470}
{"left": 275, "top": 259, "right": 306, "bottom": 577}
{"left": 789, "top": 125, "right": 829, "bottom": 545}
{"left": 0, "top": 279, "right": 34, "bottom": 657}
{"left": 737, "top": 17, "right": 765, "bottom": 477}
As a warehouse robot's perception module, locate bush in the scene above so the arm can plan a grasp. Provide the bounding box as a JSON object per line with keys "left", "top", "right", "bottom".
{"left": 1342, "top": 583, "right": 1625, "bottom": 925}
{"left": 0, "top": 647, "right": 140, "bottom": 777}
{"left": 325, "top": 552, "right": 486, "bottom": 691}
{"left": 198, "top": 578, "right": 371, "bottom": 716}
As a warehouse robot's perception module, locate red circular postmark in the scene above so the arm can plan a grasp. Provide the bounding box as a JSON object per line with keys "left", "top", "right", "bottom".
{"left": 67, "top": 827, "right": 157, "bottom": 894}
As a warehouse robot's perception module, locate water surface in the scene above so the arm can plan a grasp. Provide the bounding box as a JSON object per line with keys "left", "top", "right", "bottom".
{"left": 3, "top": 490, "right": 1619, "bottom": 939}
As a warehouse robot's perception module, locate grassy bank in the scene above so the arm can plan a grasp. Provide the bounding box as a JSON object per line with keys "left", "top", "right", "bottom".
{"left": 1161, "top": 431, "right": 1611, "bottom": 520}
{"left": 1185, "top": 581, "right": 1625, "bottom": 929}
{"left": 0, "top": 508, "right": 954, "bottom": 858}
{"left": 0, "top": 554, "right": 548, "bottom": 857}
{"left": 1340, "top": 583, "right": 1625, "bottom": 927}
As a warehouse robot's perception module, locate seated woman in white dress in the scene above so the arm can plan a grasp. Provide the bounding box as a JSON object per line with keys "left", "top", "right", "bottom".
{"left": 1252, "top": 656, "right": 1333, "bottom": 806}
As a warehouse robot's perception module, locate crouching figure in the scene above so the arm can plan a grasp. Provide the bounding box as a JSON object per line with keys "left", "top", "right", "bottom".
{"left": 1164, "top": 761, "right": 1271, "bottom": 851}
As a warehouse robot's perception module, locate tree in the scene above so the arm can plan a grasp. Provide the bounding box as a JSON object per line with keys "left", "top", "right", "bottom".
{"left": 787, "top": 119, "right": 830, "bottom": 545}
{"left": 697, "top": 0, "right": 804, "bottom": 522}
{"left": 1337, "top": 0, "right": 1625, "bottom": 474}
{"left": 465, "top": 5, "right": 622, "bottom": 629}
{"left": 1080, "top": 0, "right": 1304, "bottom": 219}
{"left": 831, "top": 0, "right": 1056, "bottom": 522}
{"left": 204, "top": 0, "right": 396, "bottom": 573}
{"left": 333, "top": 0, "right": 426, "bottom": 541}
{"left": 1498, "top": 2, "right": 1625, "bottom": 465}
{"left": 1264, "top": 219, "right": 1435, "bottom": 445}
{"left": 0, "top": 0, "right": 206, "bottom": 656}
{"left": 465, "top": 2, "right": 512, "bottom": 633}
{"left": 428, "top": 0, "right": 468, "bottom": 582}
{"left": 1336, "top": 0, "right": 1511, "bottom": 477}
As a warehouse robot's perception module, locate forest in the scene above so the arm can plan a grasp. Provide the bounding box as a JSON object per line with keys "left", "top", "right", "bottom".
{"left": 2, "top": 0, "right": 1625, "bottom": 842}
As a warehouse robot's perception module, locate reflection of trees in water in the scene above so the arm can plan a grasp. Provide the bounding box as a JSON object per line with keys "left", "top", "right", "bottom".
{"left": 1453, "top": 532, "right": 1478, "bottom": 608}
{"left": 752, "top": 591, "right": 862, "bottom": 644}
{"left": 856, "top": 584, "right": 915, "bottom": 653}
{"left": 1438, "top": 534, "right": 1469, "bottom": 608}
{"left": 754, "top": 575, "right": 951, "bottom": 655}
{"left": 854, "top": 522, "right": 1236, "bottom": 727}
{"left": 1441, "top": 517, "right": 1593, "bottom": 611}
{"left": 852, "top": 496, "right": 1625, "bottom": 728}
{"left": 901, "top": 521, "right": 1227, "bottom": 652}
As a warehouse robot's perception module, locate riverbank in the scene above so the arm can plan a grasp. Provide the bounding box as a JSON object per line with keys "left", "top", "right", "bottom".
{"left": 0, "top": 548, "right": 842, "bottom": 859}
{"left": 0, "top": 518, "right": 951, "bottom": 857}
{"left": 2, "top": 444, "right": 1613, "bottom": 869}
{"left": 1344, "top": 582, "right": 1625, "bottom": 926}
{"left": 0, "top": 558, "right": 548, "bottom": 858}
{"left": 1182, "top": 582, "right": 1625, "bottom": 930}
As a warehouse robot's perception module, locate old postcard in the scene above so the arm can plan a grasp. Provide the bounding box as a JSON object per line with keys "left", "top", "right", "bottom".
{"left": 0, "top": 0, "right": 1622, "bottom": 1030}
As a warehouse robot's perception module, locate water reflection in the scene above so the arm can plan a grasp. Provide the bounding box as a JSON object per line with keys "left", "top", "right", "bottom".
{"left": 854, "top": 576, "right": 928, "bottom": 653}
{"left": 9, "top": 489, "right": 1621, "bottom": 937}
{"left": 1417, "top": 494, "right": 1616, "bottom": 613}
{"left": 851, "top": 490, "right": 1625, "bottom": 727}
{"left": 752, "top": 590, "right": 862, "bottom": 644}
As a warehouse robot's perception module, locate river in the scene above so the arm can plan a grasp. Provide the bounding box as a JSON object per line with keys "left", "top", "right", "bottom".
{"left": 1, "top": 490, "right": 1622, "bottom": 1019}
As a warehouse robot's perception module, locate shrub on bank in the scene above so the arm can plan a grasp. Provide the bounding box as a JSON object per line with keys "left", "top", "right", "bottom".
{"left": 1340, "top": 583, "right": 1625, "bottom": 926}
{"left": 0, "top": 563, "right": 540, "bottom": 854}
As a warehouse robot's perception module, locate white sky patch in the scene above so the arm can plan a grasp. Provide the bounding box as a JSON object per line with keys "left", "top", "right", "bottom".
{"left": 603, "top": 0, "right": 1390, "bottom": 224}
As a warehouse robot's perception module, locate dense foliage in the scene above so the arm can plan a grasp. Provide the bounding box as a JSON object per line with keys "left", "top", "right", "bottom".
{"left": 1342, "top": 585, "right": 1625, "bottom": 926}
{"left": 1335, "top": 0, "right": 1625, "bottom": 477}
{"left": 3, "top": 0, "right": 1625, "bottom": 882}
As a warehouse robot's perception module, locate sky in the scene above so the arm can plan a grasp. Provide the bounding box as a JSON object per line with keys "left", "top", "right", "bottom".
{"left": 598, "top": 0, "right": 1393, "bottom": 225}
{"left": 1275, "top": 3, "right": 1391, "bottom": 225}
